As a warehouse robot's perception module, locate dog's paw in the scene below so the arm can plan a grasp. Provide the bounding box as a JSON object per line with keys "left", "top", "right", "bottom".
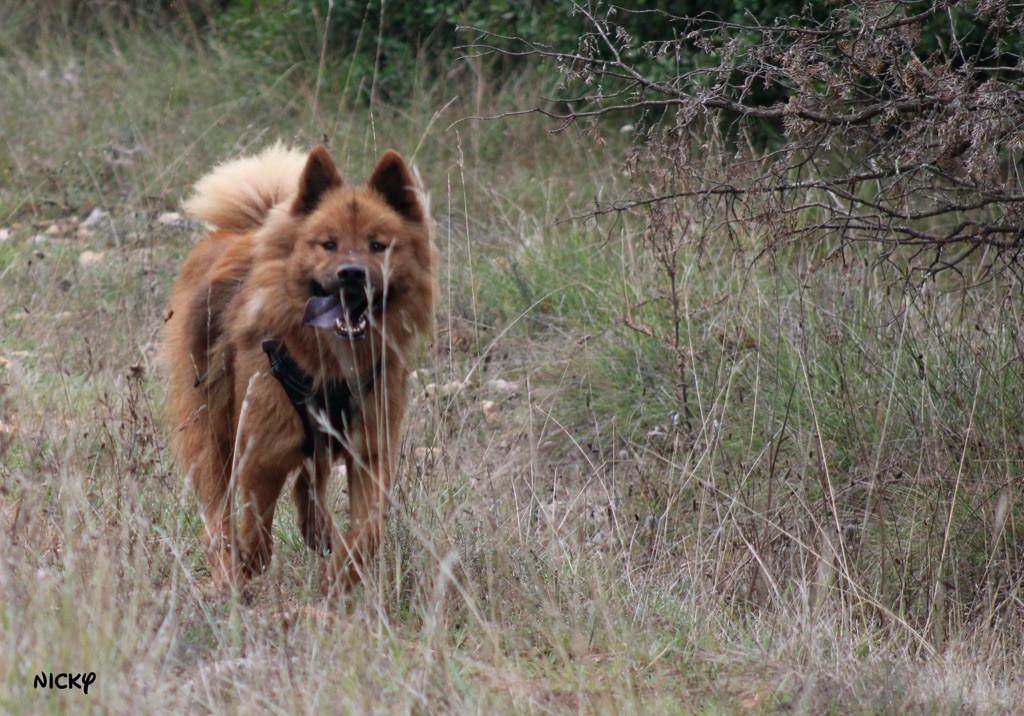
{"left": 209, "top": 547, "right": 244, "bottom": 590}
{"left": 299, "top": 511, "right": 335, "bottom": 555}
{"left": 322, "top": 555, "right": 362, "bottom": 597}
{"left": 239, "top": 545, "right": 273, "bottom": 580}
{"left": 210, "top": 563, "right": 253, "bottom": 599}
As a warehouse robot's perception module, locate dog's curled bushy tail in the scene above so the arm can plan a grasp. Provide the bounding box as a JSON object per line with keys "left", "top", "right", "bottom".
{"left": 183, "top": 143, "right": 309, "bottom": 233}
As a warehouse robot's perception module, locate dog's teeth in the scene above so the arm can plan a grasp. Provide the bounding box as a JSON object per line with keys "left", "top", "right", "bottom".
{"left": 333, "top": 311, "right": 369, "bottom": 338}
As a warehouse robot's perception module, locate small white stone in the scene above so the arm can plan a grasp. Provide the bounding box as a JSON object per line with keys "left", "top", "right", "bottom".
{"left": 78, "top": 250, "right": 106, "bottom": 268}
{"left": 81, "top": 207, "right": 107, "bottom": 227}
{"left": 486, "top": 378, "right": 519, "bottom": 396}
{"left": 481, "top": 400, "right": 498, "bottom": 425}
{"left": 443, "top": 381, "right": 465, "bottom": 395}
{"left": 425, "top": 381, "right": 466, "bottom": 399}
{"left": 157, "top": 211, "right": 184, "bottom": 226}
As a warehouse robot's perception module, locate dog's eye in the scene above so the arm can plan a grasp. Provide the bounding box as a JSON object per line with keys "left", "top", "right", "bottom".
{"left": 322, "top": 240, "right": 337, "bottom": 251}
{"left": 369, "top": 240, "right": 387, "bottom": 253}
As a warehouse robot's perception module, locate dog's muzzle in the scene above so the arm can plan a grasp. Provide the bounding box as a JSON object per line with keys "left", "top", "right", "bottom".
{"left": 302, "top": 267, "right": 377, "bottom": 340}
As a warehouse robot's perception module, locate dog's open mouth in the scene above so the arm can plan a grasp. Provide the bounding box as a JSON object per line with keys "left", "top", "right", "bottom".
{"left": 303, "top": 278, "right": 388, "bottom": 340}
{"left": 302, "top": 292, "right": 370, "bottom": 339}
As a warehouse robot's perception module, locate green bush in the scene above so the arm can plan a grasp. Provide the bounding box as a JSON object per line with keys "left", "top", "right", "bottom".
{"left": 216, "top": 0, "right": 552, "bottom": 100}
{"left": 0, "top": 1, "right": 224, "bottom": 49}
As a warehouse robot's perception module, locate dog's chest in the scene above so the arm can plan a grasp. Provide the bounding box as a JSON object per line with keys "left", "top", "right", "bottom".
{"left": 261, "top": 339, "right": 374, "bottom": 457}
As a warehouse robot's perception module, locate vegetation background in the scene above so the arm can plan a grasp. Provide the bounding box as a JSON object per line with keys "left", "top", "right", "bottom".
{"left": 0, "top": 0, "right": 1022, "bottom": 711}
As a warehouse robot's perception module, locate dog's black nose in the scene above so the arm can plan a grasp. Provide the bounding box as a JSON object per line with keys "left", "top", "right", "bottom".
{"left": 337, "top": 264, "right": 367, "bottom": 287}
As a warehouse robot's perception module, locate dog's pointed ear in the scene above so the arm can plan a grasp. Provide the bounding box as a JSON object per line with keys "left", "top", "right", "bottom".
{"left": 293, "top": 145, "right": 343, "bottom": 215}
{"left": 368, "top": 150, "right": 424, "bottom": 223}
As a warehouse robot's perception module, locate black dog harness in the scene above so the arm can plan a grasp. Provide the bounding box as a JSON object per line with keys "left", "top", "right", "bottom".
{"left": 261, "top": 338, "right": 376, "bottom": 457}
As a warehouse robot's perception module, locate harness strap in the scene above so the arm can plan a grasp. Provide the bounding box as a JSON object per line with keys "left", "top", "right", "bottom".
{"left": 261, "top": 338, "right": 376, "bottom": 457}
{"left": 263, "top": 339, "right": 314, "bottom": 403}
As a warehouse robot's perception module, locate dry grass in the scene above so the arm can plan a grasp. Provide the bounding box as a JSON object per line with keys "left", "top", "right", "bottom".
{"left": 1, "top": 20, "right": 1023, "bottom": 715}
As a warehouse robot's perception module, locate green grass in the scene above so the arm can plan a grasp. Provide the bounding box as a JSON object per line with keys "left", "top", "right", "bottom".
{"left": 1, "top": 15, "right": 1023, "bottom": 715}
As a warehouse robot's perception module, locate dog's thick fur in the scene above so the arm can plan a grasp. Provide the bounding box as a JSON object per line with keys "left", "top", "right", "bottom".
{"left": 163, "top": 144, "right": 436, "bottom": 591}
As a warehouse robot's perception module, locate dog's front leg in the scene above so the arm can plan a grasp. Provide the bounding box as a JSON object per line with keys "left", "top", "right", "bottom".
{"left": 326, "top": 373, "right": 405, "bottom": 592}
{"left": 235, "top": 460, "right": 292, "bottom": 579}
{"left": 328, "top": 450, "right": 392, "bottom": 590}
{"left": 294, "top": 447, "right": 336, "bottom": 554}
{"left": 233, "top": 371, "right": 306, "bottom": 580}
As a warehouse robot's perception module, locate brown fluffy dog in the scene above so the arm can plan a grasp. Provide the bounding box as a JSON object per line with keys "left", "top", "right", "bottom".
{"left": 163, "top": 144, "right": 435, "bottom": 591}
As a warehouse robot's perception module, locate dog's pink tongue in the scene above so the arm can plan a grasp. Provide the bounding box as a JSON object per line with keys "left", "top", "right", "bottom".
{"left": 302, "top": 295, "right": 344, "bottom": 329}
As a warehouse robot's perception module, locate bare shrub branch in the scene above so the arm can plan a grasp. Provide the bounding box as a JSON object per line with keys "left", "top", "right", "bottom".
{"left": 465, "top": 0, "right": 1024, "bottom": 279}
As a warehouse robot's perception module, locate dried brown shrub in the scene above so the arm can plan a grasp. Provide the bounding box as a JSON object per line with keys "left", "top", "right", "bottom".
{"left": 468, "top": 1, "right": 1024, "bottom": 281}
